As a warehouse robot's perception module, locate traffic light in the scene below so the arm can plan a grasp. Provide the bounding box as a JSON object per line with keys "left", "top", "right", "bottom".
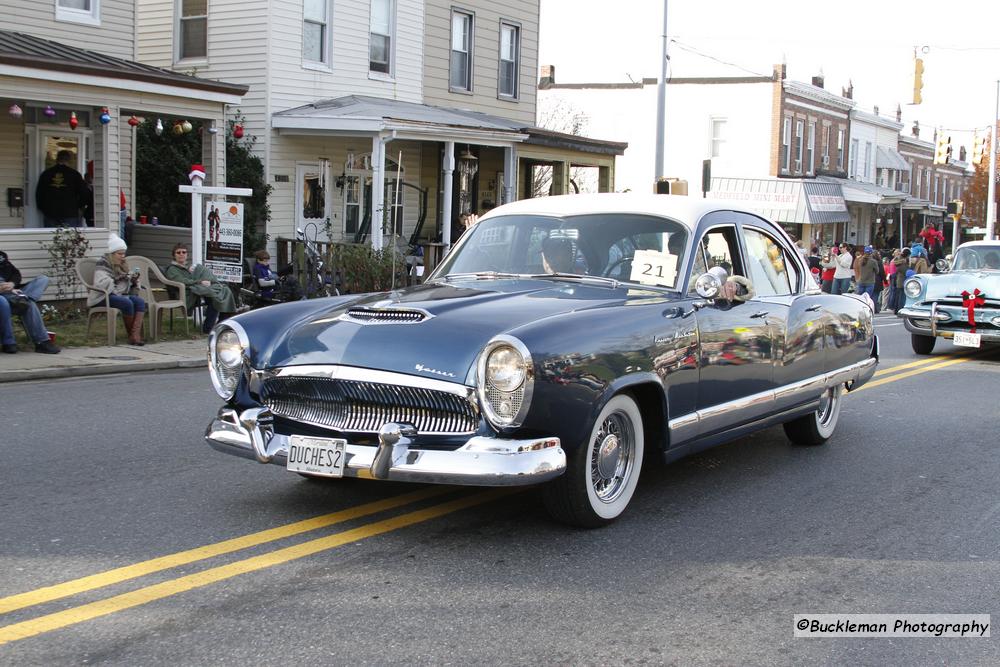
{"left": 972, "top": 132, "right": 985, "bottom": 165}
{"left": 933, "top": 132, "right": 952, "bottom": 165}
{"left": 913, "top": 57, "right": 924, "bottom": 105}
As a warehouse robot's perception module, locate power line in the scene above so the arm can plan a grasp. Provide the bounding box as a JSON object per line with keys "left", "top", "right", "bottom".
{"left": 668, "top": 39, "right": 770, "bottom": 78}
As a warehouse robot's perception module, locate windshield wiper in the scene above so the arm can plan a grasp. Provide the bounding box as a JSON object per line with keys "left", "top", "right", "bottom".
{"left": 527, "top": 273, "right": 621, "bottom": 288}
{"left": 438, "top": 271, "right": 525, "bottom": 282}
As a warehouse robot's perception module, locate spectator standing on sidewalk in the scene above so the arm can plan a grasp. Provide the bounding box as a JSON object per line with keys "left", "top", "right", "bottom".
{"left": 855, "top": 246, "right": 880, "bottom": 304}
{"left": 0, "top": 250, "right": 60, "bottom": 354}
{"left": 89, "top": 234, "right": 146, "bottom": 346}
{"left": 892, "top": 248, "right": 911, "bottom": 313}
{"left": 832, "top": 243, "right": 854, "bottom": 295}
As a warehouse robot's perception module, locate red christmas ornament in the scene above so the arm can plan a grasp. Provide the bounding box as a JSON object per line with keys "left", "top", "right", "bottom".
{"left": 961, "top": 289, "right": 986, "bottom": 333}
{"left": 233, "top": 124, "right": 244, "bottom": 139}
{"left": 127, "top": 115, "right": 140, "bottom": 127}
{"left": 69, "top": 111, "right": 78, "bottom": 129}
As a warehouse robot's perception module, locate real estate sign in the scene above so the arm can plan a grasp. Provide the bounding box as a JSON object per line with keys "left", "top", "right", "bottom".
{"left": 203, "top": 200, "right": 244, "bottom": 283}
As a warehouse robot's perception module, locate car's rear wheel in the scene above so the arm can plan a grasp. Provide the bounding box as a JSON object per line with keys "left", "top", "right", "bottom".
{"left": 543, "top": 394, "right": 644, "bottom": 528}
{"left": 783, "top": 385, "right": 842, "bottom": 446}
{"left": 911, "top": 333, "right": 936, "bottom": 355}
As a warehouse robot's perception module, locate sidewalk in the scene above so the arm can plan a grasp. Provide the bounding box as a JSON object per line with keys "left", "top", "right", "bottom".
{"left": 0, "top": 338, "right": 208, "bottom": 383}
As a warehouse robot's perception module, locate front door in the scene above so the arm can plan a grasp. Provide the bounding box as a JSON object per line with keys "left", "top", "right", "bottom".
{"left": 690, "top": 221, "right": 776, "bottom": 437}
{"left": 27, "top": 129, "right": 92, "bottom": 228}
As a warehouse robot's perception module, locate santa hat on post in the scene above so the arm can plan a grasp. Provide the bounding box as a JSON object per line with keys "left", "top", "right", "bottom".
{"left": 188, "top": 164, "right": 206, "bottom": 182}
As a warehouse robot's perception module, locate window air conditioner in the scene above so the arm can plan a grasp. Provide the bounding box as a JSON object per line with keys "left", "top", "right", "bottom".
{"left": 794, "top": 159, "right": 802, "bottom": 172}
{"left": 821, "top": 155, "right": 830, "bottom": 167}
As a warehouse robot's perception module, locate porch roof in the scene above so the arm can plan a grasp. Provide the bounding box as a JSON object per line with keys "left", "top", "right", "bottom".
{"left": 817, "top": 175, "right": 909, "bottom": 205}
{"left": 272, "top": 95, "right": 627, "bottom": 155}
{"left": 0, "top": 30, "right": 248, "bottom": 98}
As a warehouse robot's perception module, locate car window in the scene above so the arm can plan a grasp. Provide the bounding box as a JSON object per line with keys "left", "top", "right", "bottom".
{"left": 742, "top": 227, "right": 793, "bottom": 297}
{"left": 435, "top": 213, "right": 689, "bottom": 288}
{"left": 687, "top": 226, "right": 742, "bottom": 295}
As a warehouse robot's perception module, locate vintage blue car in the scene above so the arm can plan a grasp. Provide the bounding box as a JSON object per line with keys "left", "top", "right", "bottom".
{"left": 205, "top": 194, "right": 878, "bottom": 527}
{"left": 899, "top": 240, "right": 1000, "bottom": 354}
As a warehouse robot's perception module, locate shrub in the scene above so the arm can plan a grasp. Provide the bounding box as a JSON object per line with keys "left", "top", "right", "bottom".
{"left": 38, "top": 227, "right": 90, "bottom": 299}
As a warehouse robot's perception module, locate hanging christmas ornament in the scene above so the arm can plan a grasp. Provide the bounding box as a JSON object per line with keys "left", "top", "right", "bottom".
{"left": 99, "top": 107, "right": 111, "bottom": 124}
{"left": 181, "top": 119, "right": 193, "bottom": 133}
{"left": 154, "top": 118, "right": 163, "bottom": 136}
{"left": 233, "top": 124, "right": 244, "bottom": 139}
{"left": 172, "top": 120, "right": 184, "bottom": 136}
{"left": 43, "top": 105, "right": 56, "bottom": 118}
{"left": 207, "top": 126, "right": 219, "bottom": 135}
{"left": 127, "top": 115, "right": 140, "bottom": 127}
{"left": 69, "top": 111, "right": 79, "bottom": 129}
{"left": 8, "top": 104, "right": 22, "bottom": 120}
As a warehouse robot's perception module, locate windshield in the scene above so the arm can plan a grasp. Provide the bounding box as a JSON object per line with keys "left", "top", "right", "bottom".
{"left": 432, "top": 213, "right": 690, "bottom": 289}
{"left": 952, "top": 245, "right": 1000, "bottom": 271}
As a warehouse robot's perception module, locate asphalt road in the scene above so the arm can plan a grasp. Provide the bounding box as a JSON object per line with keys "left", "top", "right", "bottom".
{"left": 2, "top": 315, "right": 999, "bottom": 665}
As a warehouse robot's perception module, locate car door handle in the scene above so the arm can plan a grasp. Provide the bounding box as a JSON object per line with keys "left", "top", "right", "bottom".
{"left": 805, "top": 304, "right": 822, "bottom": 312}
{"left": 750, "top": 310, "right": 769, "bottom": 319}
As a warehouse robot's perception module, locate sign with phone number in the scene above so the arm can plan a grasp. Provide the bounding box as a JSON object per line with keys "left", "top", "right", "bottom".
{"left": 204, "top": 200, "right": 244, "bottom": 284}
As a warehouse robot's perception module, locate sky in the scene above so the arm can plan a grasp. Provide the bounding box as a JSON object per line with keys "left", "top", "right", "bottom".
{"left": 538, "top": 0, "right": 1000, "bottom": 155}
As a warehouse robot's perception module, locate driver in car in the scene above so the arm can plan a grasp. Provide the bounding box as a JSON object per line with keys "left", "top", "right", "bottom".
{"left": 541, "top": 237, "right": 577, "bottom": 274}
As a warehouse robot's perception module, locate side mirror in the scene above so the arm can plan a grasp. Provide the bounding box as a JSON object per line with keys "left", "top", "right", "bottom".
{"left": 694, "top": 266, "right": 729, "bottom": 299}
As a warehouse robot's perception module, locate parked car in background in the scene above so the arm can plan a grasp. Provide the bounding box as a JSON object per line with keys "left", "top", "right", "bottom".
{"left": 205, "top": 194, "right": 878, "bottom": 527}
{"left": 898, "top": 240, "right": 1000, "bottom": 354}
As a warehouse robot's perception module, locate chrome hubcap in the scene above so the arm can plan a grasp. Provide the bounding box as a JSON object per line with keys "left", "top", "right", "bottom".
{"left": 817, "top": 387, "right": 838, "bottom": 428}
{"left": 590, "top": 412, "right": 635, "bottom": 503}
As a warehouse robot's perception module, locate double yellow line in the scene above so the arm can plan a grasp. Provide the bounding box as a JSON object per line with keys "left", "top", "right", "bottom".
{"left": 0, "top": 487, "right": 514, "bottom": 645}
{"left": 0, "top": 349, "right": 991, "bottom": 645}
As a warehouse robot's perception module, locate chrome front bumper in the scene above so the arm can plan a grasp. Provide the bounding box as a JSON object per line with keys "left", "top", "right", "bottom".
{"left": 205, "top": 407, "right": 565, "bottom": 487}
{"left": 899, "top": 306, "right": 1000, "bottom": 342}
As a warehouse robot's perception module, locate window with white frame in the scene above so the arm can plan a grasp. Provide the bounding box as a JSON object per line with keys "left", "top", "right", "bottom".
{"left": 807, "top": 122, "right": 816, "bottom": 173}
{"left": 794, "top": 120, "right": 803, "bottom": 171}
{"left": 934, "top": 174, "right": 940, "bottom": 205}
{"left": 863, "top": 141, "right": 872, "bottom": 180}
{"left": 370, "top": 0, "right": 393, "bottom": 74}
{"left": 849, "top": 138, "right": 859, "bottom": 177}
{"left": 498, "top": 22, "right": 520, "bottom": 98}
{"left": 56, "top": 0, "right": 99, "bottom": 25}
{"left": 303, "top": 0, "right": 329, "bottom": 64}
{"left": 914, "top": 167, "right": 922, "bottom": 198}
{"left": 781, "top": 117, "right": 791, "bottom": 172}
{"left": 178, "top": 0, "right": 207, "bottom": 60}
{"left": 925, "top": 169, "right": 931, "bottom": 203}
{"left": 823, "top": 125, "right": 831, "bottom": 166}
{"left": 711, "top": 118, "right": 726, "bottom": 158}
{"left": 837, "top": 128, "right": 845, "bottom": 170}
{"left": 450, "top": 11, "right": 473, "bottom": 91}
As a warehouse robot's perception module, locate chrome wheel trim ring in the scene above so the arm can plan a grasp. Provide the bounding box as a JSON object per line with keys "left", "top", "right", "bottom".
{"left": 590, "top": 411, "right": 635, "bottom": 504}
{"left": 816, "top": 386, "right": 841, "bottom": 436}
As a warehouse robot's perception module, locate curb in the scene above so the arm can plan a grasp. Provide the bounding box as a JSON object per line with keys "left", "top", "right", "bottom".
{"left": 0, "top": 358, "right": 207, "bottom": 383}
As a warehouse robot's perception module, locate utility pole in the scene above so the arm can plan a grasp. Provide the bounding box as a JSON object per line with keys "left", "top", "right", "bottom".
{"left": 654, "top": 0, "right": 668, "bottom": 181}
{"left": 987, "top": 80, "right": 999, "bottom": 241}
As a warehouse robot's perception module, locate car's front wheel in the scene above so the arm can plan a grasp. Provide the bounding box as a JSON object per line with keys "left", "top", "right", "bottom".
{"left": 911, "top": 333, "right": 936, "bottom": 355}
{"left": 543, "top": 394, "right": 644, "bottom": 528}
{"left": 783, "top": 385, "right": 842, "bottom": 446}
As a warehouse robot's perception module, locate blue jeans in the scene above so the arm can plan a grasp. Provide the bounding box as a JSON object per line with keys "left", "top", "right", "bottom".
{"left": 0, "top": 293, "right": 49, "bottom": 344}
{"left": 832, "top": 277, "right": 852, "bottom": 295}
{"left": 856, "top": 283, "right": 875, "bottom": 299}
{"left": 19, "top": 275, "right": 49, "bottom": 301}
{"left": 107, "top": 294, "right": 146, "bottom": 316}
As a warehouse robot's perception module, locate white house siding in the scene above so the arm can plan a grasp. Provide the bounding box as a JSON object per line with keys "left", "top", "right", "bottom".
{"left": 0, "top": 113, "right": 26, "bottom": 230}
{"left": 540, "top": 80, "right": 773, "bottom": 194}
{"left": 135, "top": 0, "right": 175, "bottom": 66}
{"left": 2, "top": 0, "right": 135, "bottom": 61}
{"left": 422, "top": 0, "right": 537, "bottom": 127}
{"left": 849, "top": 120, "right": 877, "bottom": 184}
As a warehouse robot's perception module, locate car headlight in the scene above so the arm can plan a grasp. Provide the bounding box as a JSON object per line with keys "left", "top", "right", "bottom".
{"left": 477, "top": 336, "right": 533, "bottom": 428}
{"left": 904, "top": 278, "right": 923, "bottom": 299}
{"left": 209, "top": 323, "right": 248, "bottom": 399}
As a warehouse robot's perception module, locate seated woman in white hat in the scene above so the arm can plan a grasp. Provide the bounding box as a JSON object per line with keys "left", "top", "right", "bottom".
{"left": 88, "top": 233, "right": 146, "bottom": 345}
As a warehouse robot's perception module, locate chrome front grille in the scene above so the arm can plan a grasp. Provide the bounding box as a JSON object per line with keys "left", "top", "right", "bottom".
{"left": 260, "top": 375, "right": 478, "bottom": 435}
{"left": 340, "top": 307, "right": 429, "bottom": 324}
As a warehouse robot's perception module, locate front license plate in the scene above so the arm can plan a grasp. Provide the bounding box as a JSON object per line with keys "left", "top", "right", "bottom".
{"left": 287, "top": 436, "right": 347, "bottom": 477}
{"left": 953, "top": 331, "right": 981, "bottom": 348}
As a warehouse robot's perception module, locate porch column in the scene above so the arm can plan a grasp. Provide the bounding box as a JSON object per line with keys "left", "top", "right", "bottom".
{"left": 598, "top": 164, "right": 612, "bottom": 193}
{"left": 371, "top": 135, "right": 385, "bottom": 251}
{"left": 202, "top": 117, "right": 224, "bottom": 187}
{"left": 551, "top": 161, "right": 569, "bottom": 195}
{"left": 95, "top": 105, "right": 121, "bottom": 230}
{"left": 503, "top": 146, "right": 516, "bottom": 204}
{"left": 442, "top": 141, "right": 455, "bottom": 247}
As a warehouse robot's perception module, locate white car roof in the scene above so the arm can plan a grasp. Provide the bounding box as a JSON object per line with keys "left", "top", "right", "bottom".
{"left": 480, "top": 193, "right": 766, "bottom": 230}
{"left": 956, "top": 240, "right": 1000, "bottom": 249}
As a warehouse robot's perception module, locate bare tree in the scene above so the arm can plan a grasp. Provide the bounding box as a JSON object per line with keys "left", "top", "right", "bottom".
{"left": 533, "top": 99, "right": 598, "bottom": 196}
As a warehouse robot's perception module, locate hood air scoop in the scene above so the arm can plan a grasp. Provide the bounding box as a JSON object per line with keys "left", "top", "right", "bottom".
{"left": 339, "top": 307, "right": 431, "bottom": 325}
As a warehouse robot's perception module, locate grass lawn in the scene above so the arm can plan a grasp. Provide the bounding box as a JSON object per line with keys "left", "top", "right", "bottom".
{"left": 11, "top": 311, "right": 206, "bottom": 348}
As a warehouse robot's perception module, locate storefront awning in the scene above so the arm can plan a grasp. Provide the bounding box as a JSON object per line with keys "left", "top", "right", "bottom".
{"left": 709, "top": 177, "right": 849, "bottom": 224}
{"left": 876, "top": 146, "right": 909, "bottom": 171}
{"left": 817, "top": 175, "right": 908, "bottom": 205}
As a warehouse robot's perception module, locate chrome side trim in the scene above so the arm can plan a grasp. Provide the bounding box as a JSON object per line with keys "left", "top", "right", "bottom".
{"left": 667, "top": 354, "right": 878, "bottom": 439}
{"left": 205, "top": 407, "right": 565, "bottom": 487}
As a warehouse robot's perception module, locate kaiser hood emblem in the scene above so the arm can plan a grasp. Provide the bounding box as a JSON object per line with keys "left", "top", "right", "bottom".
{"left": 415, "top": 363, "right": 455, "bottom": 378}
